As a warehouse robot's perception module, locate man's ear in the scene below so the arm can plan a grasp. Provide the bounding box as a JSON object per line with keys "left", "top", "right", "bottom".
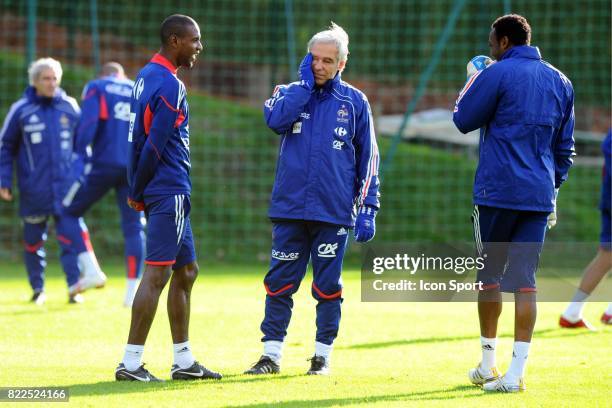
{"left": 338, "top": 59, "right": 347, "bottom": 72}
{"left": 500, "top": 35, "right": 511, "bottom": 51}
{"left": 168, "top": 34, "right": 179, "bottom": 49}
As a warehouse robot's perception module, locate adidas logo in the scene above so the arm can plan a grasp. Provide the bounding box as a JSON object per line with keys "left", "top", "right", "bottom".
{"left": 482, "top": 344, "right": 494, "bottom": 351}
{"left": 29, "top": 114, "right": 39, "bottom": 123}
{"left": 177, "top": 347, "right": 189, "bottom": 353}
{"left": 337, "top": 227, "right": 347, "bottom": 236}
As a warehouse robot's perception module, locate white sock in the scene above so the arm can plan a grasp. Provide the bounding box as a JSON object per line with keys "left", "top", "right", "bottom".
{"left": 78, "top": 252, "right": 103, "bottom": 276}
{"left": 506, "top": 341, "right": 530, "bottom": 382}
{"left": 263, "top": 340, "right": 283, "bottom": 363}
{"left": 563, "top": 289, "right": 589, "bottom": 321}
{"left": 606, "top": 302, "right": 612, "bottom": 315}
{"left": 480, "top": 336, "right": 496, "bottom": 371}
{"left": 124, "top": 278, "right": 140, "bottom": 306}
{"left": 122, "top": 344, "right": 144, "bottom": 371}
{"left": 314, "top": 341, "right": 333, "bottom": 361}
{"left": 173, "top": 341, "right": 195, "bottom": 369}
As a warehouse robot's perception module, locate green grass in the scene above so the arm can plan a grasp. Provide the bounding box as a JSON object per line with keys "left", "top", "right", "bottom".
{"left": 0, "top": 263, "right": 609, "bottom": 407}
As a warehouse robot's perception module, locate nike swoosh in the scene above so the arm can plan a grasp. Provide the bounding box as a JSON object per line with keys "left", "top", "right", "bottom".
{"left": 120, "top": 371, "right": 150, "bottom": 382}
{"left": 180, "top": 369, "right": 204, "bottom": 377}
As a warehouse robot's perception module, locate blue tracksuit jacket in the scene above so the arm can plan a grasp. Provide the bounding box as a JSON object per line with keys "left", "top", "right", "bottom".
{"left": 264, "top": 73, "right": 380, "bottom": 227}
{"left": 76, "top": 74, "right": 134, "bottom": 168}
{"left": 453, "top": 45, "right": 575, "bottom": 212}
{"left": 0, "top": 86, "right": 80, "bottom": 216}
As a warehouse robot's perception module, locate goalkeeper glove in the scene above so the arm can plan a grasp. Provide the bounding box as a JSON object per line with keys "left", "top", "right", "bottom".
{"left": 466, "top": 55, "right": 493, "bottom": 78}
{"left": 354, "top": 205, "right": 377, "bottom": 243}
{"left": 547, "top": 188, "right": 559, "bottom": 229}
{"left": 298, "top": 53, "right": 314, "bottom": 90}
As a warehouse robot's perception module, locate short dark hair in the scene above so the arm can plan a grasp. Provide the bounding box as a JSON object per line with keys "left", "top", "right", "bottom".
{"left": 492, "top": 14, "right": 531, "bottom": 46}
{"left": 160, "top": 14, "right": 197, "bottom": 45}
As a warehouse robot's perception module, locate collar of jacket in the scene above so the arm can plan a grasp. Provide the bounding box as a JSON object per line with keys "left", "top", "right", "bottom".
{"left": 151, "top": 53, "right": 178, "bottom": 75}
{"left": 316, "top": 72, "right": 342, "bottom": 94}
{"left": 500, "top": 45, "right": 542, "bottom": 61}
{"left": 24, "top": 86, "right": 65, "bottom": 105}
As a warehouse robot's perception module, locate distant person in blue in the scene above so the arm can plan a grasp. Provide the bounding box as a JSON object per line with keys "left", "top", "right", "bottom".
{"left": 0, "top": 57, "right": 105, "bottom": 304}
{"left": 453, "top": 14, "right": 575, "bottom": 392}
{"left": 115, "top": 14, "right": 221, "bottom": 383}
{"left": 560, "top": 129, "right": 611, "bottom": 328}
{"left": 244, "top": 22, "right": 380, "bottom": 376}
{"left": 62, "top": 62, "right": 144, "bottom": 307}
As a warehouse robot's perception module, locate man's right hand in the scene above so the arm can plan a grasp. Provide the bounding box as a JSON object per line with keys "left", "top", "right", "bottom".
{"left": 0, "top": 188, "right": 13, "bottom": 201}
{"left": 298, "top": 53, "right": 314, "bottom": 90}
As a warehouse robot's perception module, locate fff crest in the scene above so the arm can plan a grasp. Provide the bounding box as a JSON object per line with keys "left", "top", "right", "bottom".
{"left": 337, "top": 105, "right": 349, "bottom": 118}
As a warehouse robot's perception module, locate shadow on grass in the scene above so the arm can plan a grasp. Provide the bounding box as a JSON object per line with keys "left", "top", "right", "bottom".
{"left": 341, "top": 327, "right": 600, "bottom": 350}
{"left": 66, "top": 373, "right": 303, "bottom": 397}
{"left": 223, "top": 385, "right": 482, "bottom": 407}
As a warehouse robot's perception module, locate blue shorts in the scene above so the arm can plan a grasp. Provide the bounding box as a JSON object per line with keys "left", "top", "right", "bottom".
{"left": 601, "top": 209, "right": 611, "bottom": 251}
{"left": 471, "top": 205, "right": 548, "bottom": 293}
{"left": 145, "top": 194, "right": 195, "bottom": 269}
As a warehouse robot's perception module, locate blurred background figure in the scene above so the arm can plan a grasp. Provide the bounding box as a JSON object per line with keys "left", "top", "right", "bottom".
{"left": 0, "top": 57, "right": 105, "bottom": 304}
{"left": 62, "top": 61, "right": 144, "bottom": 307}
{"left": 560, "top": 129, "right": 612, "bottom": 329}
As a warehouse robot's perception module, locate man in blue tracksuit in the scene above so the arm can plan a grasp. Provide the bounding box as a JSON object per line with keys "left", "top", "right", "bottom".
{"left": 245, "top": 23, "right": 380, "bottom": 376}
{"left": 453, "top": 15, "right": 575, "bottom": 392}
{"left": 62, "top": 62, "right": 144, "bottom": 307}
{"left": 0, "top": 58, "right": 100, "bottom": 304}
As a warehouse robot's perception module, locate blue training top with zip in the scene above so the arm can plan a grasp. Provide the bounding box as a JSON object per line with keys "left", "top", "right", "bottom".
{"left": 75, "top": 74, "right": 134, "bottom": 168}
{"left": 127, "top": 54, "right": 191, "bottom": 204}
{"left": 264, "top": 73, "right": 380, "bottom": 227}
{"left": 453, "top": 45, "right": 575, "bottom": 212}
{"left": 0, "top": 86, "right": 80, "bottom": 217}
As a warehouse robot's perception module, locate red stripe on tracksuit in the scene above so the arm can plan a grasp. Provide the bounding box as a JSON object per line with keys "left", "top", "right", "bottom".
{"left": 57, "top": 235, "right": 72, "bottom": 245}
{"left": 312, "top": 282, "right": 342, "bottom": 299}
{"left": 127, "top": 255, "right": 137, "bottom": 278}
{"left": 519, "top": 287, "right": 537, "bottom": 293}
{"left": 81, "top": 230, "right": 94, "bottom": 253}
{"left": 99, "top": 94, "right": 108, "bottom": 120}
{"left": 24, "top": 240, "right": 44, "bottom": 253}
{"left": 264, "top": 283, "right": 294, "bottom": 296}
{"left": 145, "top": 260, "right": 176, "bottom": 266}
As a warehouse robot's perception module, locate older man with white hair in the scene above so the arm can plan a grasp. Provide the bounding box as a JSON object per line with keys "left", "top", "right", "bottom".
{"left": 245, "top": 22, "right": 380, "bottom": 376}
{"left": 0, "top": 57, "right": 105, "bottom": 304}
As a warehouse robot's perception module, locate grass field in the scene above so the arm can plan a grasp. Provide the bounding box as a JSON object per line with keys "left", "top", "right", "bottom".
{"left": 0, "top": 262, "right": 609, "bottom": 407}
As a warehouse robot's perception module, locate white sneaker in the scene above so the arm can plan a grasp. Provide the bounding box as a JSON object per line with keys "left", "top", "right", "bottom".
{"left": 482, "top": 374, "right": 526, "bottom": 393}
{"left": 78, "top": 270, "right": 107, "bottom": 292}
{"left": 468, "top": 364, "right": 500, "bottom": 386}
{"left": 31, "top": 291, "right": 47, "bottom": 306}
